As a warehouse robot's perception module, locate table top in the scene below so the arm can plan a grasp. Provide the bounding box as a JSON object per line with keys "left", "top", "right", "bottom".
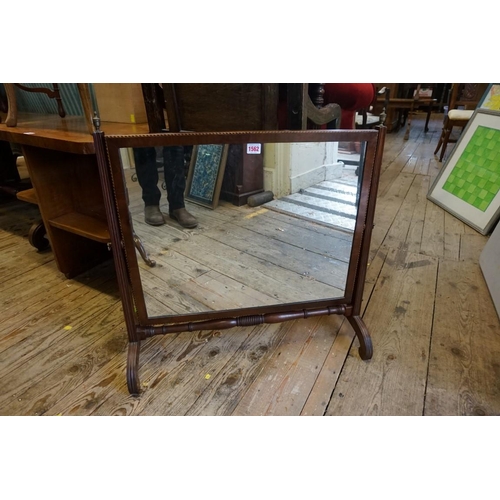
{"left": 378, "top": 97, "right": 437, "bottom": 108}
{"left": 0, "top": 113, "right": 149, "bottom": 154}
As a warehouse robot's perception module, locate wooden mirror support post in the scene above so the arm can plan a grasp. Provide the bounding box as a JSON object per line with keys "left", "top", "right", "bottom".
{"left": 94, "top": 125, "right": 386, "bottom": 396}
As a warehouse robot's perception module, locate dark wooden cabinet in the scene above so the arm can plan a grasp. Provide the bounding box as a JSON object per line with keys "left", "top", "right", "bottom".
{"left": 220, "top": 144, "right": 264, "bottom": 206}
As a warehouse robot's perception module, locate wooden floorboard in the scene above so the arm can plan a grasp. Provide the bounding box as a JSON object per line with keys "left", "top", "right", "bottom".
{"left": 1, "top": 113, "right": 499, "bottom": 416}
{"left": 425, "top": 260, "right": 500, "bottom": 416}
{"left": 325, "top": 247, "right": 439, "bottom": 416}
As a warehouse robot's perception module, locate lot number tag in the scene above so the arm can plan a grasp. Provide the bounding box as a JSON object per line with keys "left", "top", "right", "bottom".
{"left": 247, "top": 143, "right": 262, "bottom": 154}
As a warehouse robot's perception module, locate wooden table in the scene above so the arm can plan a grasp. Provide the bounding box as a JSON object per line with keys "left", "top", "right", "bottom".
{"left": 0, "top": 113, "right": 148, "bottom": 278}
{"left": 380, "top": 96, "right": 437, "bottom": 136}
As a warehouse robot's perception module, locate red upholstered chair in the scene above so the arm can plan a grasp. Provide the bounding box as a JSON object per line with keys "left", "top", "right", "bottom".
{"left": 323, "top": 84, "right": 376, "bottom": 129}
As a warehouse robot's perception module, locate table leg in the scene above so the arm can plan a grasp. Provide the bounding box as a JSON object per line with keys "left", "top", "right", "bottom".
{"left": 3, "top": 83, "right": 18, "bottom": 127}
{"left": 425, "top": 102, "right": 432, "bottom": 132}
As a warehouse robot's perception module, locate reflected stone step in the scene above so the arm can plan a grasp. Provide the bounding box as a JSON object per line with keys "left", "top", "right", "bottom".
{"left": 264, "top": 179, "right": 359, "bottom": 232}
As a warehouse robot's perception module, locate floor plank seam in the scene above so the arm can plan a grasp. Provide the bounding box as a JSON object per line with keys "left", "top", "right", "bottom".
{"left": 304, "top": 316, "right": 351, "bottom": 417}
{"left": 421, "top": 258, "right": 441, "bottom": 416}
{"left": 323, "top": 249, "right": 389, "bottom": 416}
{"left": 322, "top": 325, "right": 354, "bottom": 416}
{"left": 379, "top": 174, "right": 418, "bottom": 250}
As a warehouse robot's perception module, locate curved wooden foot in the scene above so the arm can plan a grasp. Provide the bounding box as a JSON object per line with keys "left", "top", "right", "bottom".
{"left": 348, "top": 315, "right": 373, "bottom": 360}
{"left": 133, "top": 232, "right": 156, "bottom": 267}
{"left": 127, "top": 342, "right": 142, "bottom": 396}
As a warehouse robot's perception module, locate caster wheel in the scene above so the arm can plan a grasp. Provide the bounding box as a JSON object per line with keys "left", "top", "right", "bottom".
{"left": 28, "top": 222, "right": 50, "bottom": 251}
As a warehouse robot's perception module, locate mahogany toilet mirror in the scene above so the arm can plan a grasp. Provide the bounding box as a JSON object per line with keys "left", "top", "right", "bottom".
{"left": 94, "top": 126, "right": 386, "bottom": 395}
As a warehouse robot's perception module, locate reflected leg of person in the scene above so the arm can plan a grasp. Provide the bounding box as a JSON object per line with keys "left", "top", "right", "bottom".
{"left": 133, "top": 147, "right": 164, "bottom": 226}
{"left": 163, "top": 145, "right": 198, "bottom": 228}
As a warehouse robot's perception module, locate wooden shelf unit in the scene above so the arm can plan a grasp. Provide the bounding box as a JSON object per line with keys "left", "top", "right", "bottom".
{"left": 16, "top": 187, "right": 38, "bottom": 204}
{"left": 49, "top": 212, "right": 110, "bottom": 244}
{"left": 0, "top": 113, "right": 148, "bottom": 277}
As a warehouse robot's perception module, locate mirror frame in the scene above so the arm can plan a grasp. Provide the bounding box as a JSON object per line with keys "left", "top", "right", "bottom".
{"left": 94, "top": 128, "right": 386, "bottom": 395}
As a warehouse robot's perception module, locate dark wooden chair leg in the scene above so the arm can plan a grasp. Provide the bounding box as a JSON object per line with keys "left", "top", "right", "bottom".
{"left": 434, "top": 120, "right": 446, "bottom": 155}
{"left": 439, "top": 124, "right": 454, "bottom": 162}
{"left": 52, "top": 83, "right": 66, "bottom": 118}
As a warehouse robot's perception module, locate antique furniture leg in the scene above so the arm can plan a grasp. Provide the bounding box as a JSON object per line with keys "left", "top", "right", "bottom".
{"left": 127, "top": 342, "right": 142, "bottom": 395}
{"left": 438, "top": 121, "right": 454, "bottom": 162}
{"left": 348, "top": 315, "right": 373, "bottom": 359}
{"left": 52, "top": 84, "right": 66, "bottom": 118}
{"left": 347, "top": 125, "right": 386, "bottom": 360}
{"left": 434, "top": 119, "right": 446, "bottom": 156}
{"left": 93, "top": 121, "right": 144, "bottom": 396}
{"left": 133, "top": 231, "right": 156, "bottom": 267}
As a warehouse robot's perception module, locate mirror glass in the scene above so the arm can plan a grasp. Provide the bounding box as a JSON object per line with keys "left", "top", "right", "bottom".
{"left": 118, "top": 139, "right": 367, "bottom": 319}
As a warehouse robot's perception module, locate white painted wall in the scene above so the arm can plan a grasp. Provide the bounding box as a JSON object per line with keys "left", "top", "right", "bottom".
{"left": 263, "top": 142, "right": 343, "bottom": 198}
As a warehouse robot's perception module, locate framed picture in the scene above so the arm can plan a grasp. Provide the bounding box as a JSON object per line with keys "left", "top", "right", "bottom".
{"left": 427, "top": 109, "right": 500, "bottom": 235}
{"left": 478, "top": 84, "right": 500, "bottom": 111}
{"left": 185, "top": 144, "right": 229, "bottom": 209}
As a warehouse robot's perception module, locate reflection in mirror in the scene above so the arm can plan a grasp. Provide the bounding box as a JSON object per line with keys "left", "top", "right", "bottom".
{"left": 119, "top": 140, "right": 366, "bottom": 319}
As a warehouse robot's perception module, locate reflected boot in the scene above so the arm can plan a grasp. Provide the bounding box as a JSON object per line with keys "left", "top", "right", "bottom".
{"left": 169, "top": 208, "right": 198, "bottom": 228}
{"left": 144, "top": 205, "right": 165, "bottom": 226}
